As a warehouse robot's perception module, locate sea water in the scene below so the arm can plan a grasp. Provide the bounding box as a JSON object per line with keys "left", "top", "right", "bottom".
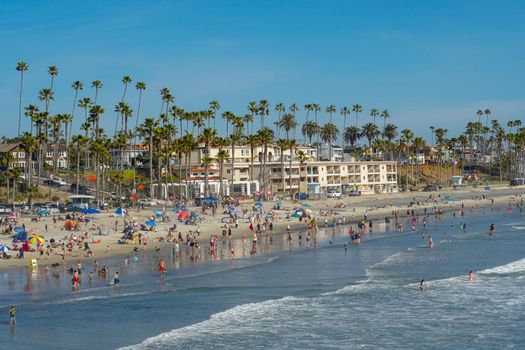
{"left": 0, "top": 206, "right": 524, "bottom": 349}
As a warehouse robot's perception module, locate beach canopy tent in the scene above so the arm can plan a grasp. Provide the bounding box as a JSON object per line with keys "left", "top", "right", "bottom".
{"left": 115, "top": 208, "right": 126, "bottom": 216}
{"left": 12, "top": 231, "right": 27, "bottom": 242}
{"left": 81, "top": 208, "right": 100, "bottom": 214}
{"left": 64, "top": 221, "right": 79, "bottom": 230}
{"left": 145, "top": 220, "right": 157, "bottom": 227}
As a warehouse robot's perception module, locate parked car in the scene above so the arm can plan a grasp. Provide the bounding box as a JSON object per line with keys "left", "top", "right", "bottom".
{"left": 510, "top": 178, "right": 525, "bottom": 186}
{"left": 70, "top": 183, "right": 91, "bottom": 195}
{"left": 0, "top": 206, "right": 12, "bottom": 214}
{"left": 139, "top": 199, "right": 157, "bottom": 207}
{"left": 44, "top": 179, "right": 60, "bottom": 187}
{"left": 326, "top": 189, "right": 342, "bottom": 198}
{"left": 423, "top": 184, "right": 438, "bottom": 192}
{"left": 54, "top": 178, "right": 68, "bottom": 186}
{"left": 349, "top": 190, "right": 362, "bottom": 196}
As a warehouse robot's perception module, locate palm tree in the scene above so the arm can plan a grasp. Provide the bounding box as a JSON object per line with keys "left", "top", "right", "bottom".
{"left": 287, "top": 139, "right": 298, "bottom": 197}
{"left": 344, "top": 126, "right": 361, "bottom": 148}
{"left": 115, "top": 76, "right": 132, "bottom": 135}
{"left": 257, "top": 127, "right": 274, "bottom": 197}
{"left": 276, "top": 139, "right": 289, "bottom": 194}
{"left": 434, "top": 128, "right": 447, "bottom": 185}
{"left": 138, "top": 118, "right": 159, "bottom": 199}
{"left": 258, "top": 100, "right": 270, "bottom": 129}
{"left": 370, "top": 108, "right": 379, "bottom": 124}
{"left": 352, "top": 104, "right": 362, "bottom": 128}
{"left": 215, "top": 148, "right": 230, "bottom": 196}
{"left": 320, "top": 123, "right": 339, "bottom": 161}
{"left": 278, "top": 113, "right": 297, "bottom": 141}
{"left": 209, "top": 100, "right": 221, "bottom": 129}
{"left": 361, "top": 122, "right": 380, "bottom": 148}
{"left": 312, "top": 104, "right": 321, "bottom": 146}
{"left": 245, "top": 134, "right": 259, "bottom": 189}
{"left": 48, "top": 65, "right": 59, "bottom": 89}
{"left": 16, "top": 61, "right": 29, "bottom": 137}
{"left": 302, "top": 121, "right": 319, "bottom": 145}
{"left": 24, "top": 104, "right": 39, "bottom": 135}
{"left": 199, "top": 127, "right": 218, "bottom": 197}
{"left": 222, "top": 111, "right": 235, "bottom": 138}
{"left": 69, "top": 81, "right": 83, "bottom": 153}
{"left": 133, "top": 82, "right": 146, "bottom": 167}
{"left": 200, "top": 155, "right": 214, "bottom": 197}
{"left": 289, "top": 103, "right": 300, "bottom": 138}
{"left": 20, "top": 132, "right": 38, "bottom": 188}
{"left": 380, "top": 109, "right": 390, "bottom": 129}
{"left": 296, "top": 150, "right": 309, "bottom": 194}
{"left": 71, "top": 135, "right": 88, "bottom": 194}
{"left": 229, "top": 116, "right": 244, "bottom": 196}
{"left": 326, "top": 104, "right": 336, "bottom": 123}
{"left": 401, "top": 129, "right": 414, "bottom": 187}
{"left": 340, "top": 106, "right": 350, "bottom": 146}
{"left": 412, "top": 136, "right": 426, "bottom": 189}
{"left": 275, "top": 103, "right": 285, "bottom": 137}
{"left": 476, "top": 109, "right": 484, "bottom": 123}
{"left": 91, "top": 80, "right": 103, "bottom": 105}
{"left": 247, "top": 101, "right": 258, "bottom": 134}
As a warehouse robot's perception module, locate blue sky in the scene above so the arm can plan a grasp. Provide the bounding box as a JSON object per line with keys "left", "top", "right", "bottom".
{"left": 1, "top": 0, "right": 524, "bottom": 141}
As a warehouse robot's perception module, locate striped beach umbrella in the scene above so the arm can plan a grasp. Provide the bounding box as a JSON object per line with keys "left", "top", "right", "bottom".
{"left": 0, "top": 245, "right": 10, "bottom": 252}
{"left": 28, "top": 233, "right": 45, "bottom": 245}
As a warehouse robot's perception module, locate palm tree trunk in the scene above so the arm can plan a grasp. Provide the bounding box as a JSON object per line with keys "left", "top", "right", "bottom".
{"left": 18, "top": 72, "right": 24, "bottom": 137}
{"left": 76, "top": 145, "right": 81, "bottom": 195}
{"left": 149, "top": 134, "right": 154, "bottom": 199}
{"left": 231, "top": 142, "right": 235, "bottom": 196}
{"left": 289, "top": 149, "right": 293, "bottom": 198}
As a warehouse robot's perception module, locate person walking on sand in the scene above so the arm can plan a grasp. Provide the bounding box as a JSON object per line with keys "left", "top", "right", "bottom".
{"left": 158, "top": 260, "right": 167, "bottom": 277}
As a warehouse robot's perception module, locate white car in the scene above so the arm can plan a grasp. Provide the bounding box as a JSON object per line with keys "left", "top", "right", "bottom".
{"left": 326, "top": 189, "right": 342, "bottom": 198}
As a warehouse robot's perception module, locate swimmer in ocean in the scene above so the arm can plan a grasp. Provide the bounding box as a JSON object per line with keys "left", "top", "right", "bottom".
{"left": 419, "top": 279, "right": 425, "bottom": 291}
{"left": 468, "top": 271, "right": 474, "bottom": 282}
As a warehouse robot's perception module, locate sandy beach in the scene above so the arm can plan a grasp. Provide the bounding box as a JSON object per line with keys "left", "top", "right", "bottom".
{"left": 1, "top": 185, "right": 524, "bottom": 272}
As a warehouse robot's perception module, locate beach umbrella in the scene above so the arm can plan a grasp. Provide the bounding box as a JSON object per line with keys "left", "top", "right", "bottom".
{"left": 98, "top": 225, "right": 109, "bottom": 230}
{"left": 115, "top": 208, "right": 126, "bottom": 216}
{"left": 7, "top": 215, "right": 17, "bottom": 221}
{"left": 302, "top": 203, "right": 311, "bottom": 207}
{"left": 14, "top": 226, "right": 25, "bottom": 233}
{"left": 154, "top": 210, "right": 164, "bottom": 216}
{"left": 81, "top": 208, "right": 101, "bottom": 214}
{"left": 205, "top": 197, "right": 219, "bottom": 201}
{"left": 276, "top": 201, "right": 283, "bottom": 206}
{"left": 37, "top": 210, "right": 49, "bottom": 215}
{"left": 291, "top": 213, "right": 301, "bottom": 218}
{"left": 254, "top": 202, "right": 263, "bottom": 208}
{"left": 145, "top": 220, "right": 157, "bottom": 227}
{"left": 28, "top": 233, "right": 45, "bottom": 245}
{"left": 444, "top": 195, "right": 454, "bottom": 201}
{"left": 0, "top": 245, "right": 10, "bottom": 252}
{"left": 12, "top": 232, "right": 27, "bottom": 242}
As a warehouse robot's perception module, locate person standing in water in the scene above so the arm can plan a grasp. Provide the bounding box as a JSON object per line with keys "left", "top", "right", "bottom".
{"left": 428, "top": 235, "right": 434, "bottom": 249}
{"left": 468, "top": 271, "right": 474, "bottom": 282}
{"left": 419, "top": 279, "right": 425, "bottom": 291}
{"left": 9, "top": 306, "right": 16, "bottom": 325}
{"left": 158, "top": 260, "right": 167, "bottom": 277}
{"left": 489, "top": 224, "right": 495, "bottom": 238}
{"left": 112, "top": 272, "right": 120, "bottom": 286}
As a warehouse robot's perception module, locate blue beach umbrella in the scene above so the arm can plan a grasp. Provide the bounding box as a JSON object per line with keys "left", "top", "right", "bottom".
{"left": 145, "top": 220, "right": 157, "bottom": 227}
{"left": 12, "top": 232, "right": 27, "bottom": 242}
{"left": 205, "top": 197, "right": 219, "bottom": 201}
{"left": 444, "top": 195, "right": 454, "bottom": 201}
{"left": 14, "top": 226, "right": 25, "bottom": 233}
{"left": 81, "top": 208, "right": 101, "bottom": 214}
{"left": 302, "top": 203, "right": 311, "bottom": 207}
{"left": 115, "top": 208, "right": 126, "bottom": 215}
{"left": 154, "top": 210, "right": 164, "bottom": 216}
{"left": 0, "top": 245, "right": 10, "bottom": 252}
{"left": 254, "top": 202, "right": 263, "bottom": 208}
{"left": 37, "top": 210, "right": 49, "bottom": 215}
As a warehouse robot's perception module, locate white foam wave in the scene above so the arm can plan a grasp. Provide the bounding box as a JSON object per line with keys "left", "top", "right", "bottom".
{"left": 479, "top": 257, "right": 525, "bottom": 275}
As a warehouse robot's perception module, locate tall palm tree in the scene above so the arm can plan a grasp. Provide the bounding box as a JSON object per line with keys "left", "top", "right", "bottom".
{"left": 209, "top": 100, "right": 221, "bottom": 129}
{"left": 412, "top": 136, "right": 426, "bottom": 189}
{"left": 222, "top": 111, "right": 235, "bottom": 138}
{"left": 257, "top": 127, "right": 274, "bottom": 197}
{"left": 380, "top": 109, "right": 390, "bottom": 129}
{"left": 289, "top": 103, "right": 300, "bottom": 138}
{"left": 20, "top": 132, "right": 38, "bottom": 188}
{"left": 199, "top": 127, "right": 218, "bottom": 197}
{"left": 133, "top": 82, "right": 146, "bottom": 168}
{"left": 229, "top": 116, "right": 245, "bottom": 196}
{"left": 326, "top": 105, "right": 336, "bottom": 123}
{"left": 16, "top": 61, "right": 29, "bottom": 137}
{"left": 71, "top": 134, "right": 88, "bottom": 194}
{"left": 245, "top": 134, "right": 259, "bottom": 189}
{"left": 352, "top": 104, "right": 362, "bottom": 128}
{"left": 115, "top": 76, "right": 133, "bottom": 135}
{"left": 320, "top": 123, "right": 339, "bottom": 161}
{"left": 138, "top": 118, "right": 159, "bottom": 199}
{"left": 476, "top": 109, "right": 484, "bottom": 123}
{"left": 215, "top": 148, "right": 230, "bottom": 196}
{"left": 312, "top": 104, "right": 321, "bottom": 147}
{"left": 48, "top": 65, "right": 59, "bottom": 90}
{"left": 24, "top": 104, "right": 39, "bottom": 135}
{"left": 296, "top": 150, "right": 309, "bottom": 194}
{"left": 91, "top": 80, "right": 103, "bottom": 105}
{"left": 401, "top": 129, "right": 414, "bottom": 188}
{"left": 340, "top": 106, "right": 350, "bottom": 146}
{"left": 275, "top": 103, "right": 285, "bottom": 137}
{"left": 370, "top": 108, "right": 379, "bottom": 124}
{"left": 247, "top": 101, "right": 258, "bottom": 134}
{"left": 258, "top": 100, "right": 270, "bottom": 129}
{"left": 287, "top": 139, "right": 298, "bottom": 197}
{"left": 276, "top": 139, "right": 289, "bottom": 194}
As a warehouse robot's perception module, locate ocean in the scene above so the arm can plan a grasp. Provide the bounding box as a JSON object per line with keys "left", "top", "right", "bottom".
{"left": 0, "top": 206, "right": 524, "bottom": 349}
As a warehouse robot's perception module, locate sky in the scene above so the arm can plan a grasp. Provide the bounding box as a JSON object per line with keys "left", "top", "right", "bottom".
{"left": 1, "top": 0, "right": 524, "bottom": 141}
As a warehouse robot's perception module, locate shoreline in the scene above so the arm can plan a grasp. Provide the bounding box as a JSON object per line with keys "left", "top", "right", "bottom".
{"left": 0, "top": 185, "right": 524, "bottom": 273}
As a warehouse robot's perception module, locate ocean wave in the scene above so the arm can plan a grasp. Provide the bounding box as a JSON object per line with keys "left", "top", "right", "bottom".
{"left": 478, "top": 257, "right": 525, "bottom": 275}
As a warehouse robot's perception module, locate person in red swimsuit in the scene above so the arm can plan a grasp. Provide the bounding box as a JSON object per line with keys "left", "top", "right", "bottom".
{"left": 158, "top": 260, "right": 167, "bottom": 277}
